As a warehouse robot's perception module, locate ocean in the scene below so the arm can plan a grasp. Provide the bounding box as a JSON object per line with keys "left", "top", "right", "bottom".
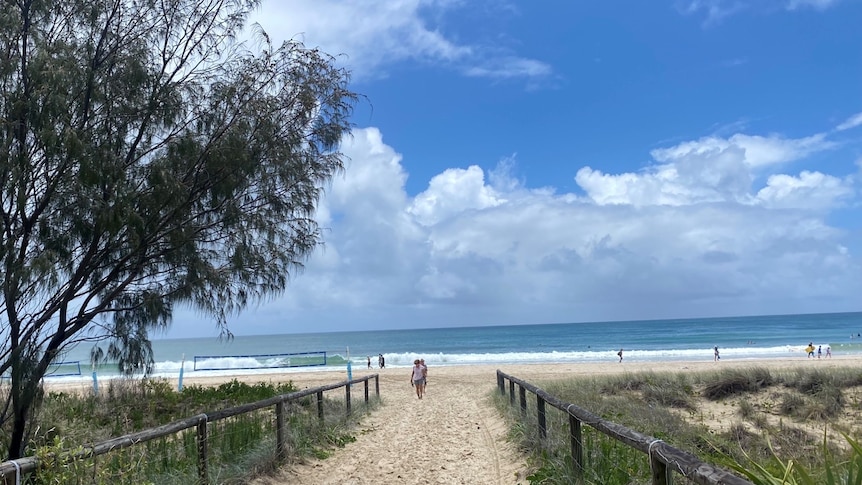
{"left": 50, "top": 311, "right": 862, "bottom": 381}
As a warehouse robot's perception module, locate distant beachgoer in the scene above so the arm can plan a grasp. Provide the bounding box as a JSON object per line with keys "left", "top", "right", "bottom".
{"left": 817, "top": 345, "right": 822, "bottom": 359}
{"left": 378, "top": 353, "right": 384, "bottom": 369}
{"left": 617, "top": 348, "right": 623, "bottom": 362}
{"left": 380, "top": 354, "right": 385, "bottom": 369}
{"left": 826, "top": 346, "right": 832, "bottom": 358}
{"left": 806, "top": 343, "right": 815, "bottom": 358}
{"left": 714, "top": 346, "right": 720, "bottom": 361}
{"left": 410, "top": 359, "right": 425, "bottom": 399}
{"left": 420, "top": 358, "right": 428, "bottom": 393}
{"left": 367, "top": 356, "right": 371, "bottom": 369}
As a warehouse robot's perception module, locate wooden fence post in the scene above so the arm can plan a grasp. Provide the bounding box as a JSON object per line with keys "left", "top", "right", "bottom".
{"left": 276, "top": 402, "right": 286, "bottom": 460}
{"left": 519, "top": 386, "right": 527, "bottom": 416}
{"left": 537, "top": 396, "right": 547, "bottom": 439}
{"left": 196, "top": 417, "right": 209, "bottom": 485}
{"left": 345, "top": 384, "right": 351, "bottom": 415}
{"left": 364, "top": 380, "right": 369, "bottom": 404}
{"left": 509, "top": 380, "right": 515, "bottom": 405}
{"left": 375, "top": 375, "right": 380, "bottom": 396}
{"left": 317, "top": 391, "right": 324, "bottom": 422}
{"left": 569, "top": 412, "right": 583, "bottom": 474}
{"left": 497, "top": 372, "right": 504, "bottom": 394}
{"left": 650, "top": 444, "right": 671, "bottom": 485}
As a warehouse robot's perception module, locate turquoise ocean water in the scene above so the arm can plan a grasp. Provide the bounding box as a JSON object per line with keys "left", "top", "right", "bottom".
{"left": 50, "top": 311, "right": 862, "bottom": 381}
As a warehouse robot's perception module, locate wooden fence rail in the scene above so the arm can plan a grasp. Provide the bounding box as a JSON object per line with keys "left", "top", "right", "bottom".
{"left": 0, "top": 374, "right": 379, "bottom": 484}
{"left": 496, "top": 370, "right": 752, "bottom": 485}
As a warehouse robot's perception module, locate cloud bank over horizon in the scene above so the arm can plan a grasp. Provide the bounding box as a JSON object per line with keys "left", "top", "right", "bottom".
{"left": 177, "top": 119, "right": 861, "bottom": 337}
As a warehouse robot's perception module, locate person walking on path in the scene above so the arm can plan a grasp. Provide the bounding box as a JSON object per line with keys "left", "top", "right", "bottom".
{"left": 827, "top": 346, "right": 832, "bottom": 358}
{"left": 410, "top": 359, "right": 426, "bottom": 399}
{"left": 617, "top": 348, "right": 623, "bottom": 362}
{"left": 817, "top": 345, "right": 822, "bottom": 359}
{"left": 420, "top": 358, "right": 428, "bottom": 393}
{"left": 714, "top": 346, "right": 720, "bottom": 361}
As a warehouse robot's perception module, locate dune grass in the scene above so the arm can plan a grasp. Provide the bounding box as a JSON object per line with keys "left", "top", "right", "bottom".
{"left": 2, "top": 377, "right": 377, "bottom": 484}
{"left": 496, "top": 365, "right": 862, "bottom": 484}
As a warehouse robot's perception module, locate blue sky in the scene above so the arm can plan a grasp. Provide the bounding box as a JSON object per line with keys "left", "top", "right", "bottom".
{"left": 173, "top": 0, "right": 861, "bottom": 337}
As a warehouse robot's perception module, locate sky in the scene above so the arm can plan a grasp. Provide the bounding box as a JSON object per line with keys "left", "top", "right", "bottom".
{"left": 173, "top": 0, "right": 862, "bottom": 338}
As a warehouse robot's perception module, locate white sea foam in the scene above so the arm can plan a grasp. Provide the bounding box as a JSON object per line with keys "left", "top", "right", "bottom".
{"left": 366, "top": 345, "right": 819, "bottom": 367}
{"left": 158, "top": 344, "right": 832, "bottom": 371}
{"left": 40, "top": 343, "right": 838, "bottom": 384}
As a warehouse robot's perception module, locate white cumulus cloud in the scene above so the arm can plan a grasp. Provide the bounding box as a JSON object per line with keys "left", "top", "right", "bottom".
{"left": 756, "top": 171, "right": 855, "bottom": 209}
{"left": 575, "top": 133, "right": 837, "bottom": 207}
{"left": 408, "top": 166, "right": 506, "bottom": 226}
{"left": 202, "top": 125, "right": 860, "bottom": 335}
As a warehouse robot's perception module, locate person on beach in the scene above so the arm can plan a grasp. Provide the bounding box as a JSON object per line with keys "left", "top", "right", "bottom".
{"left": 617, "top": 348, "right": 623, "bottom": 362}
{"left": 806, "top": 343, "right": 815, "bottom": 358}
{"left": 826, "top": 346, "right": 832, "bottom": 358}
{"left": 420, "top": 358, "right": 428, "bottom": 393}
{"left": 817, "top": 345, "right": 822, "bottom": 359}
{"left": 378, "top": 353, "right": 385, "bottom": 369}
{"left": 714, "top": 346, "right": 720, "bottom": 361}
{"left": 410, "top": 359, "right": 425, "bottom": 399}
{"left": 367, "top": 356, "right": 371, "bottom": 369}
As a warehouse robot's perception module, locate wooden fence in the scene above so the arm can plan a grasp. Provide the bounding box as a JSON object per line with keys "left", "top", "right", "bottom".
{"left": 0, "top": 374, "right": 380, "bottom": 484}
{"left": 496, "top": 370, "right": 752, "bottom": 485}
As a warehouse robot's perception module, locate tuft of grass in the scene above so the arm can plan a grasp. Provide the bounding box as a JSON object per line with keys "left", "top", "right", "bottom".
{"left": 642, "top": 380, "right": 696, "bottom": 410}
{"left": 701, "top": 367, "right": 774, "bottom": 401}
{"left": 599, "top": 372, "right": 649, "bottom": 393}
{"left": 726, "top": 432, "right": 862, "bottom": 485}
{"left": 738, "top": 399, "right": 755, "bottom": 419}
{"left": 779, "top": 392, "right": 806, "bottom": 416}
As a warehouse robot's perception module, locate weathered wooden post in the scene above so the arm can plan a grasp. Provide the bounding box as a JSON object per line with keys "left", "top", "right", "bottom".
{"left": 364, "top": 379, "right": 369, "bottom": 404}
{"left": 569, "top": 412, "right": 583, "bottom": 474}
{"left": 497, "top": 372, "right": 504, "bottom": 394}
{"left": 650, "top": 444, "right": 671, "bottom": 485}
{"left": 509, "top": 380, "right": 515, "bottom": 405}
{"left": 196, "top": 416, "right": 209, "bottom": 485}
{"left": 537, "top": 396, "right": 547, "bottom": 439}
{"left": 375, "top": 375, "right": 380, "bottom": 396}
{"left": 317, "top": 391, "right": 324, "bottom": 422}
{"left": 276, "top": 401, "right": 286, "bottom": 460}
{"left": 345, "top": 383, "right": 352, "bottom": 415}
{"left": 519, "top": 386, "right": 527, "bottom": 416}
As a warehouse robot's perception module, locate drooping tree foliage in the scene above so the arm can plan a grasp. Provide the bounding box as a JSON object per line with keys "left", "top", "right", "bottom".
{"left": 0, "top": 0, "right": 355, "bottom": 459}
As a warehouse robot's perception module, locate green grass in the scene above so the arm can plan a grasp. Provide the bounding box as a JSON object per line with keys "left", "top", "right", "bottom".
{"left": 2, "top": 377, "right": 377, "bottom": 484}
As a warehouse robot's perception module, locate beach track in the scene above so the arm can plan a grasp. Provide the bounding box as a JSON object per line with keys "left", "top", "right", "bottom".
{"left": 251, "top": 368, "right": 529, "bottom": 484}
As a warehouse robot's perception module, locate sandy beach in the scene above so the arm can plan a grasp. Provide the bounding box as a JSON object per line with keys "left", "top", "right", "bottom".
{"left": 48, "top": 355, "right": 862, "bottom": 484}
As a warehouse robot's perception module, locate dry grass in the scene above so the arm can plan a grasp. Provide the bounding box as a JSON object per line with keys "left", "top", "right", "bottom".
{"left": 517, "top": 365, "right": 862, "bottom": 482}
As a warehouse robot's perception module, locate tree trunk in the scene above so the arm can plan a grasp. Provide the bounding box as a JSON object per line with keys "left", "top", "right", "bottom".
{"left": 8, "top": 404, "right": 28, "bottom": 460}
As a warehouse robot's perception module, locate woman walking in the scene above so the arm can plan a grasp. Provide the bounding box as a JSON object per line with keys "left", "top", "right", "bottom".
{"left": 410, "top": 359, "right": 426, "bottom": 399}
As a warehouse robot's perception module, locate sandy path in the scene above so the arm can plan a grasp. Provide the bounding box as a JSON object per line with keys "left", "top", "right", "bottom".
{"left": 250, "top": 367, "right": 530, "bottom": 485}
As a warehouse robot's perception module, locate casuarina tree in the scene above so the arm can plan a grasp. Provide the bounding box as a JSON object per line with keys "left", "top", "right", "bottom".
{"left": 0, "top": 0, "right": 355, "bottom": 459}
